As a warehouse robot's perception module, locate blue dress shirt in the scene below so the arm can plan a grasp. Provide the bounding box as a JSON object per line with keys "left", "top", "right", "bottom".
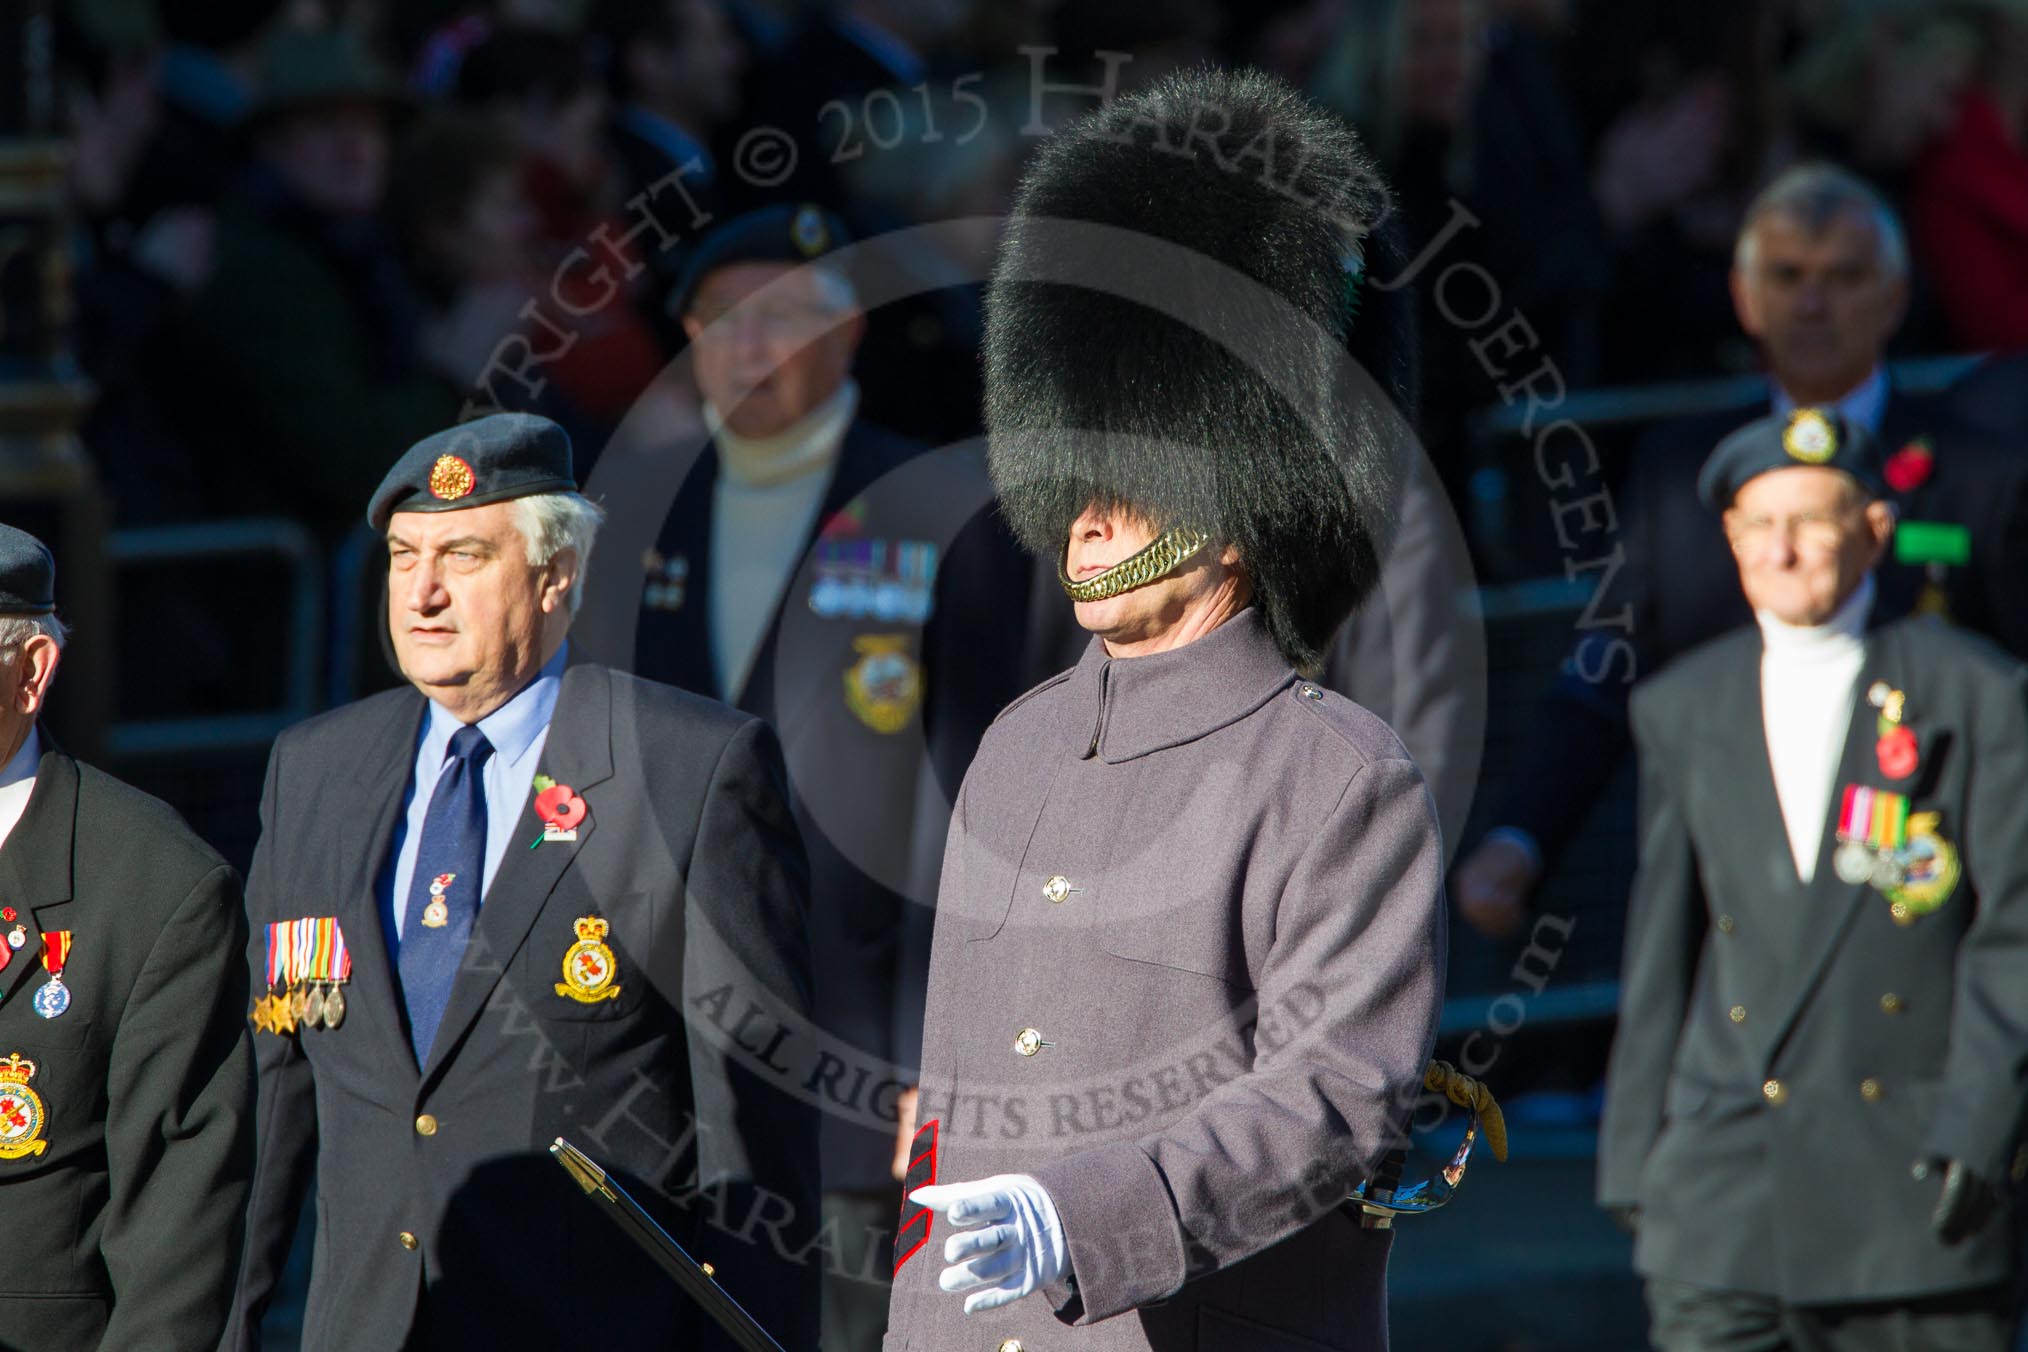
{"left": 382, "top": 643, "right": 567, "bottom": 954}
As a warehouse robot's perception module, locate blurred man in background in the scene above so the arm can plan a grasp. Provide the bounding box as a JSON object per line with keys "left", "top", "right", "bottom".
{"left": 1457, "top": 162, "right": 2028, "bottom": 939}
{"left": 635, "top": 204, "right": 1027, "bottom": 1351}
{"left": 171, "top": 26, "right": 462, "bottom": 547}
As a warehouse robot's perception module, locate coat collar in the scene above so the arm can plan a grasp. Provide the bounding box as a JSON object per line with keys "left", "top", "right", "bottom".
{"left": 1063, "top": 608, "right": 1295, "bottom": 764}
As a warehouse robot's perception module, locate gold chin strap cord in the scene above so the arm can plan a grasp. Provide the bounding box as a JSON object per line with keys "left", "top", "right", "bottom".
{"left": 1058, "top": 527, "right": 1212, "bottom": 603}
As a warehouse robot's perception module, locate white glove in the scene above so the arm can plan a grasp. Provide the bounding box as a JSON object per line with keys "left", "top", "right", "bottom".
{"left": 909, "top": 1174, "right": 1069, "bottom": 1315}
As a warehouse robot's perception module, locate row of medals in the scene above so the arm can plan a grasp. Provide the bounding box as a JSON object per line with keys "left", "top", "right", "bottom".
{"left": 1832, "top": 836, "right": 1909, "bottom": 890}
{"left": 256, "top": 979, "right": 347, "bottom": 1032}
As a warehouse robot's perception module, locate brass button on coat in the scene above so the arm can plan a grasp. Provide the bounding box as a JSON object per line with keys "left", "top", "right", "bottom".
{"left": 1042, "top": 876, "right": 1073, "bottom": 904}
{"left": 1860, "top": 1078, "right": 1883, "bottom": 1102}
{"left": 998, "top": 1341, "right": 1025, "bottom": 1352}
{"left": 1716, "top": 914, "right": 1735, "bottom": 935}
{"left": 415, "top": 1113, "right": 438, "bottom": 1137}
{"left": 1728, "top": 1005, "right": 1747, "bottom": 1024}
{"left": 1762, "top": 1078, "right": 1787, "bottom": 1105}
{"left": 1014, "top": 1028, "right": 1045, "bottom": 1057}
{"left": 1879, "top": 993, "right": 1905, "bottom": 1014}
{"left": 398, "top": 1231, "right": 419, "bottom": 1251}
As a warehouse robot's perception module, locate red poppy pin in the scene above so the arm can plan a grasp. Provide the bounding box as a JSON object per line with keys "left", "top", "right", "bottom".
{"left": 528, "top": 775, "right": 587, "bottom": 847}
{"left": 1876, "top": 725, "right": 1919, "bottom": 779}
{"left": 1884, "top": 439, "right": 1933, "bottom": 494}
{"left": 1868, "top": 682, "right": 1919, "bottom": 780}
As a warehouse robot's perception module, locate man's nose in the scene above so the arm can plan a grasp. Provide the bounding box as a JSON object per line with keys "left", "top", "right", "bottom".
{"left": 402, "top": 560, "right": 445, "bottom": 610}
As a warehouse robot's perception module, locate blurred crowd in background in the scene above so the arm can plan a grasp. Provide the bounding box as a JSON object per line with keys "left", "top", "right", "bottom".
{"left": 31, "top": 0, "right": 2028, "bottom": 1145}
{"left": 54, "top": 0, "right": 2028, "bottom": 538}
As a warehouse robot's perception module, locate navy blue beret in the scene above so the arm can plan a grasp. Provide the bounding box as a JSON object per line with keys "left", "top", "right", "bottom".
{"left": 0, "top": 525, "right": 55, "bottom": 616}
{"left": 1697, "top": 407, "right": 1886, "bottom": 510}
{"left": 667, "top": 202, "right": 851, "bottom": 318}
{"left": 368, "top": 413, "right": 577, "bottom": 532}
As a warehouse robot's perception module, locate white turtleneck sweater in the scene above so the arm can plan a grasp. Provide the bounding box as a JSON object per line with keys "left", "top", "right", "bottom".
{"left": 706, "top": 379, "right": 858, "bottom": 699}
{"left": 1759, "top": 574, "right": 1874, "bottom": 883}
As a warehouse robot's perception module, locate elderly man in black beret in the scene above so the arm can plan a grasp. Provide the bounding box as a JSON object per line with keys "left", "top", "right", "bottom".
{"left": 225, "top": 413, "right": 820, "bottom": 1351}
{"left": 0, "top": 525, "right": 253, "bottom": 1351}
{"left": 885, "top": 69, "right": 1447, "bottom": 1352}
{"left": 639, "top": 203, "right": 1030, "bottom": 1352}
{"left": 1599, "top": 408, "right": 2028, "bottom": 1350}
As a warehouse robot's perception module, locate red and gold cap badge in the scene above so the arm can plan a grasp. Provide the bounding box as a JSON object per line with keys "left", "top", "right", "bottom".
{"left": 429, "top": 454, "right": 476, "bottom": 502}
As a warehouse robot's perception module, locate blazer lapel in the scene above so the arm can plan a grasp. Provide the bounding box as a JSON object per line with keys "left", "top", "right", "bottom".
{"left": 1759, "top": 623, "right": 1899, "bottom": 1059}
{"left": 1696, "top": 641, "right": 1796, "bottom": 894}
{"left": 335, "top": 693, "right": 428, "bottom": 1073}
{"left": 0, "top": 742, "right": 76, "bottom": 1012}
{"left": 420, "top": 665, "right": 615, "bottom": 1085}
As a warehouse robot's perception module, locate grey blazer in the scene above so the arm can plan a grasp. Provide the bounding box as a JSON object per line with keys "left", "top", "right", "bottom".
{"left": 1600, "top": 615, "right": 2028, "bottom": 1303}
{"left": 886, "top": 609, "right": 1448, "bottom": 1351}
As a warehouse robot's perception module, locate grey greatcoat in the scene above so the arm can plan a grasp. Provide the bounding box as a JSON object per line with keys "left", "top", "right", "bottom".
{"left": 885, "top": 609, "right": 1448, "bottom": 1352}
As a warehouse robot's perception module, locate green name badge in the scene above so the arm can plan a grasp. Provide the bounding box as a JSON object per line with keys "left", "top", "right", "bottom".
{"left": 1896, "top": 520, "right": 1971, "bottom": 568}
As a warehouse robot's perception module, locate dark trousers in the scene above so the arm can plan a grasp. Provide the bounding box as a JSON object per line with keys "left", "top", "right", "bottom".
{"left": 1645, "top": 1278, "right": 2012, "bottom": 1352}
{"left": 821, "top": 1188, "right": 898, "bottom": 1352}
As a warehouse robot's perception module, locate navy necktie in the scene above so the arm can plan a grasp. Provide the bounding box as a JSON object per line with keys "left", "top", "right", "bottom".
{"left": 398, "top": 724, "right": 493, "bottom": 1062}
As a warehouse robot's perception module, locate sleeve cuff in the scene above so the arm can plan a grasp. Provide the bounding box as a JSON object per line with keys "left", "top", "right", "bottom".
{"left": 1030, "top": 1140, "right": 1188, "bottom": 1324}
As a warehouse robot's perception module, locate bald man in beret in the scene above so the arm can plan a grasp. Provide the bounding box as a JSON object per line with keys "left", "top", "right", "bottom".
{"left": 225, "top": 415, "right": 820, "bottom": 1352}
{"left": 1600, "top": 409, "right": 2028, "bottom": 1350}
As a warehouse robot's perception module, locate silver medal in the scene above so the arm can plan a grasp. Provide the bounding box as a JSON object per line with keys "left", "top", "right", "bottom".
{"left": 1833, "top": 840, "right": 1875, "bottom": 885}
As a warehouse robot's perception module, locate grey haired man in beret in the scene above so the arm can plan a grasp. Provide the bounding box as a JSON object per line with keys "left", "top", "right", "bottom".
{"left": 225, "top": 414, "right": 820, "bottom": 1351}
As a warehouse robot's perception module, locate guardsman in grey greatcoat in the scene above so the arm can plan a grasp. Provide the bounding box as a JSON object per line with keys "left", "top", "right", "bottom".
{"left": 884, "top": 69, "right": 1448, "bottom": 1352}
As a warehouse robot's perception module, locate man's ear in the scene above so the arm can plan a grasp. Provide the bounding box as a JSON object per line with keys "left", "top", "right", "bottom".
{"left": 1865, "top": 499, "right": 1897, "bottom": 567}
{"left": 542, "top": 548, "right": 581, "bottom": 615}
{"left": 12, "top": 634, "right": 60, "bottom": 716}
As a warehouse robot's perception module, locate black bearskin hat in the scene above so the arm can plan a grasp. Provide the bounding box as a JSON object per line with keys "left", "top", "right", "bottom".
{"left": 984, "top": 66, "right": 1416, "bottom": 670}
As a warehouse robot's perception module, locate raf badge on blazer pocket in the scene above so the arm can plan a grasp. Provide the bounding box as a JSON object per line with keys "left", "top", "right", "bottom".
{"left": 0, "top": 1053, "right": 50, "bottom": 1159}
{"left": 556, "top": 916, "right": 622, "bottom": 1004}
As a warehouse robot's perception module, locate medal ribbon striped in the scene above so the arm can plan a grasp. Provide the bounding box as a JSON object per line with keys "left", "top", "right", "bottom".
{"left": 326, "top": 917, "right": 351, "bottom": 981}
{"left": 265, "top": 921, "right": 287, "bottom": 988}
{"left": 38, "top": 931, "right": 70, "bottom": 975}
{"left": 1869, "top": 791, "right": 1909, "bottom": 851}
{"left": 265, "top": 918, "right": 354, "bottom": 986}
